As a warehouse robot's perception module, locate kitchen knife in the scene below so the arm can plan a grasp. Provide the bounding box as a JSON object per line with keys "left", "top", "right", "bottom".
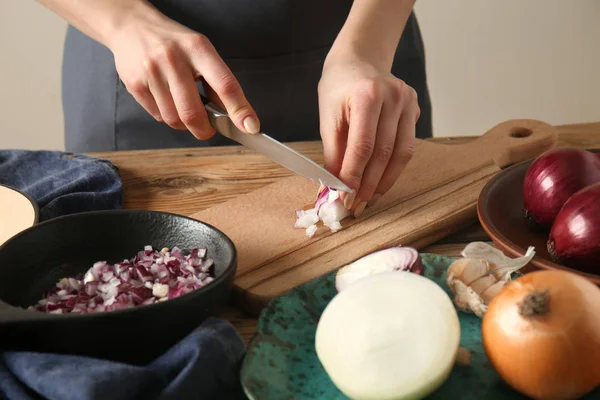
{"left": 200, "top": 95, "right": 352, "bottom": 192}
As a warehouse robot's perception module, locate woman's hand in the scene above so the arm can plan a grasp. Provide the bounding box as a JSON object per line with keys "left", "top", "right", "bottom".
{"left": 318, "top": 55, "right": 420, "bottom": 216}
{"left": 107, "top": 5, "right": 260, "bottom": 139}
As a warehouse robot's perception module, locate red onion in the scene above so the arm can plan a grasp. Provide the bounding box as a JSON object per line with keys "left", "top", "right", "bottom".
{"left": 523, "top": 148, "right": 600, "bottom": 228}
{"left": 28, "top": 245, "right": 215, "bottom": 314}
{"left": 335, "top": 246, "right": 424, "bottom": 292}
{"left": 295, "top": 186, "right": 351, "bottom": 237}
{"left": 548, "top": 182, "right": 600, "bottom": 274}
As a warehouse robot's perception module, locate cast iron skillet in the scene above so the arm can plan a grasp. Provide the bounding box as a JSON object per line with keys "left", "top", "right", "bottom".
{"left": 477, "top": 148, "right": 600, "bottom": 285}
{"left": 0, "top": 210, "right": 237, "bottom": 365}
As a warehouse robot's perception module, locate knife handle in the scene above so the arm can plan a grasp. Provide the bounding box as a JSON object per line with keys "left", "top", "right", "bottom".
{"left": 199, "top": 93, "right": 229, "bottom": 117}
{"left": 200, "top": 94, "right": 210, "bottom": 106}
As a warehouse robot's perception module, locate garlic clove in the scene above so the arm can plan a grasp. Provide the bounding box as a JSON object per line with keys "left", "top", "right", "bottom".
{"left": 447, "top": 274, "right": 487, "bottom": 318}
{"left": 463, "top": 259, "right": 493, "bottom": 285}
{"left": 480, "top": 279, "right": 507, "bottom": 304}
{"left": 446, "top": 259, "right": 467, "bottom": 285}
{"left": 446, "top": 258, "right": 492, "bottom": 286}
{"left": 469, "top": 274, "right": 498, "bottom": 297}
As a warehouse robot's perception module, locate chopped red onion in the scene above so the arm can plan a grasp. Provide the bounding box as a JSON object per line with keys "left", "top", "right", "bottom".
{"left": 295, "top": 186, "right": 351, "bottom": 237}
{"left": 28, "top": 246, "right": 215, "bottom": 314}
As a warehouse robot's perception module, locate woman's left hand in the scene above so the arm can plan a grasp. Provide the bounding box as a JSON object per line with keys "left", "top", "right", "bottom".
{"left": 318, "top": 55, "right": 420, "bottom": 216}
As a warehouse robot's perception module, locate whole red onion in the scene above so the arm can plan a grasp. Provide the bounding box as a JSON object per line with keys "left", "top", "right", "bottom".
{"left": 548, "top": 182, "right": 600, "bottom": 274}
{"left": 523, "top": 148, "right": 600, "bottom": 228}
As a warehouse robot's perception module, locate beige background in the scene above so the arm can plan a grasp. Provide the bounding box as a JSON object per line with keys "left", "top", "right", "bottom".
{"left": 1, "top": 0, "right": 599, "bottom": 151}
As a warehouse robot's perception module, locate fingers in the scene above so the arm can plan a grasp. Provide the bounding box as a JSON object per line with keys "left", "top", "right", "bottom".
{"left": 161, "top": 51, "right": 215, "bottom": 139}
{"left": 373, "top": 87, "right": 419, "bottom": 201}
{"left": 353, "top": 96, "right": 401, "bottom": 215}
{"left": 122, "top": 34, "right": 257, "bottom": 140}
{"left": 146, "top": 61, "right": 186, "bottom": 131}
{"left": 332, "top": 80, "right": 419, "bottom": 217}
{"left": 337, "top": 82, "right": 383, "bottom": 208}
{"left": 187, "top": 35, "right": 260, "bottom": 134}
{"left": 125, "top": 79, "right": 162, "bottom": 122}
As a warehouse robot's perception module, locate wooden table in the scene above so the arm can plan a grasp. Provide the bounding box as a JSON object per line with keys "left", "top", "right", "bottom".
{"left": 93, "top": 122, "right": 600, "bottom": 343}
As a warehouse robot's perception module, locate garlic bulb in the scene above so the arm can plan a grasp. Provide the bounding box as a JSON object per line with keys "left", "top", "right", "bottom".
{"left": 446, "top": 242, "right": 535, "bottom": 317}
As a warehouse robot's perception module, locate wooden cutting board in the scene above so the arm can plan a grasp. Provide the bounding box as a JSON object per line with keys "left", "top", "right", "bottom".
{"left": 191, "top": 119, "right": 558, "bottom": 315}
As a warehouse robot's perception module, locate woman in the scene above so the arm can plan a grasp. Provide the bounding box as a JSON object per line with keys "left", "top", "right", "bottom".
{"left": 37, "top": 0, "right": 431, "bottom": 213}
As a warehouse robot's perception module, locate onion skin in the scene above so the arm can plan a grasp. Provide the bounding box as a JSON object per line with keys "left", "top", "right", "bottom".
{"left": 548, "top": 182, "right": 600, "bottom": 273}
{"left": 522, "top": 148, "right": 600, "bottom": 228}
{"left": 335, "top": 246, "right": 424, "bottom": 292}
{"left": 482, "top": 270, "right": 600, "bottom": 400}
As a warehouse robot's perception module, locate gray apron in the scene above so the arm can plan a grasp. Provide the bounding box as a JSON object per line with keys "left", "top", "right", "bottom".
{"left": 62, "top": 0, "right": 432, "bottom": 152}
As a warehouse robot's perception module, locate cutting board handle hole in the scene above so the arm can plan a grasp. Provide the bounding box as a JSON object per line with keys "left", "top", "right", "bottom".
{"left": 509, "top": 127, "right": 533, "bottom": 138}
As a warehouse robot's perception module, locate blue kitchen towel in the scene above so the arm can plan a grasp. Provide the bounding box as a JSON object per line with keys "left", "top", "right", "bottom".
{"left": 0, "top": 317, "right": 247, "bottom": 400}
{"left": 0, "top": 150, "right": 123, "bottom": 221}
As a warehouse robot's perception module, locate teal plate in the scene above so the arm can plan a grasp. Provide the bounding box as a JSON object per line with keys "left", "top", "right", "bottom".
{"left": 240, "top": 253, "right": 599, "bottom": 399}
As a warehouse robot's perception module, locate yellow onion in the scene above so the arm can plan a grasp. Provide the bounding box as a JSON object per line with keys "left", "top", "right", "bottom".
{"left": 482, "top": 270, "right": 600, "bottom": 400}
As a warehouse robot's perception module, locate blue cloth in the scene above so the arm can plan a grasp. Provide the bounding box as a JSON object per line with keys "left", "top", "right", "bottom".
{"left": 0, "top": 150, "right": 123, "bottom": 222}
{"left": 0, "top": 318, "right": 247, "bottom": 400}
{"left": 0, "top": 150, "right": 248, "bottom": 399}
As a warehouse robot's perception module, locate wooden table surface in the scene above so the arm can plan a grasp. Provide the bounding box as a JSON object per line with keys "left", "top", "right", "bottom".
{"left": 93, "top": 121, "right": 600, "bottom": 343}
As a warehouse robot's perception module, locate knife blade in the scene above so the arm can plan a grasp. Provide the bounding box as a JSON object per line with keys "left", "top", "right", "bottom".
{"left": 200, "top": 95, "right": 352, "bottom": 192}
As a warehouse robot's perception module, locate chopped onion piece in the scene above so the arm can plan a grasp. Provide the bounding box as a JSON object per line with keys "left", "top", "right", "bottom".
{"left": 306, "top": 224, "right": 318, "bottom": 237}
{"left": 152, "top": 283, "right": 169, "bottom": 298}
{"left": 295, "top": 186, "right": 351, "bottom": 237}
{"left": 294, "top": 209, "right": 319, "bottom": 229}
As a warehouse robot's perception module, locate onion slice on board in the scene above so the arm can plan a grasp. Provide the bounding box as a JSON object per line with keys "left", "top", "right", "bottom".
{"left": 294, "top": 186, "right": 351, "bottom": 237}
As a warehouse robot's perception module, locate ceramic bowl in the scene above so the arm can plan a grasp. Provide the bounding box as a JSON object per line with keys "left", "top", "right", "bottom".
{"left": 0, "top": 209, "right": 237, "bottom": 364}
{"left": 477, "top": 149, "right": 600, "bottom": 284}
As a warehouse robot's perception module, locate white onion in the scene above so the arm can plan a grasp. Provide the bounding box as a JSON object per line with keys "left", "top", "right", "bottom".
{"left": 316, "top": 272, "right": 460, "bottom": 400}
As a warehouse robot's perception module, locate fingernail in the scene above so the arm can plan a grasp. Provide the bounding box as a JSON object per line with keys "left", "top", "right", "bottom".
{"left": 369, "top": 194, "right": 382, "bottom": 207}
{"left": 343, "top": 190, "right": 356, "bottom": 209}
{"left": 243, "top": 116, "right": 260, "bottom": 134}
{"left": 354, "top": 201, "right": 367, "bottom": 217}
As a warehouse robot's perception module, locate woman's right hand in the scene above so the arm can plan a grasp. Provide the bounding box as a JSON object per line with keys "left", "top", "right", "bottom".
{"left": 107, "top": 7, "right": 260, "bottom": 139}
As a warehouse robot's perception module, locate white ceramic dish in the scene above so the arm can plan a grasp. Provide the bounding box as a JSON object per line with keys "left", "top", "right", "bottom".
{"left": 0, "top": 185, "right": 38, "bottom": 246}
